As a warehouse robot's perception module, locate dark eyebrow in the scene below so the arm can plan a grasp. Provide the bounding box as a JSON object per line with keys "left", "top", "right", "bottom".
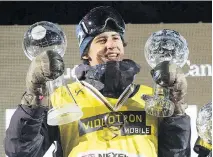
{"left": 94, "top": 33, "right": 120, "bottom": 42}
{"left": 95, "top": 36, "right": 107, "bottom": 41}
{"left": 111, "top": 33, "right": 120, "bottom": 37}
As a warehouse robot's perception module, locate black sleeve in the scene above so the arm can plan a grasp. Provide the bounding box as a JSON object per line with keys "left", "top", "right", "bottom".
{"left": 4, "top": 104, "right": 61, "bottom": 157}
{"left": 158, "top": 114, "right": 191, "bottom": 157}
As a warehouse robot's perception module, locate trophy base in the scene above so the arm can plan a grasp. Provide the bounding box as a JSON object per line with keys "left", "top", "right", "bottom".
{"left": 47, "top": 104, "right": 83, "bottom": 126}
{"left": 145, "top": 97, "right": 175, "bottom": 117}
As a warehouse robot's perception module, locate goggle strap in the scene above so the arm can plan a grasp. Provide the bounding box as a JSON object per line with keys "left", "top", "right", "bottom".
{"left": 80, "top": 21, "right": 89, "bottom": 34}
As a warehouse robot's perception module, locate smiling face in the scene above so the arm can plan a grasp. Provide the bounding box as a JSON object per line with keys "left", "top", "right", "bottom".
{"left": 82, "top": 31, "right": 125, "bottom": 66}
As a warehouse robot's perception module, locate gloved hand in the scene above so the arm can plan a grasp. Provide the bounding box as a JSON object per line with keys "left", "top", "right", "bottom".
{"left": 168, "top": 65, "right": 187, "bottom": 115}
{"left": 142, "top": 61, "right": 187, "bottom": 116}
{"left": 21, "top": 50, "right": 64, "bottom": 106}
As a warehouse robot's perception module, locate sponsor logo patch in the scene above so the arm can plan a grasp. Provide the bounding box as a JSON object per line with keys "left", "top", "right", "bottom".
{"left": 78, "top": 111, "right": 151, "bottom": 136}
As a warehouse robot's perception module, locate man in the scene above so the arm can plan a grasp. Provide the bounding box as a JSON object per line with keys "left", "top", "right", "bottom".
{"left": 4, "top": 6, "right": 191, "bottom": 157}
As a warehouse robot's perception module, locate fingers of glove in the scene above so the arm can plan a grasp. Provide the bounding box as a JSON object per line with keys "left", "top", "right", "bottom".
{"left": 173, "top": 72, "right": 187, "bottom": 93}
{"left": 26, "top": 61, "right": 45, "bottom": 93}
{"left": 168, "top": 64, "right": 186, "bottom": 86}
{"left": 40, "top": 50, "right": 64, "bottom": 80}
{"left": 169, "top": 76, "right": 187, "bottom": 105}
{"left": 34, "top": 50, "right": 64, "bottom": 82}
{"left": 169, "top": 89, "right": 186, "bottom": 103}
{"left": 26, "top": 82, "right": 47, "bottom": 96}
{"left": 26, "top": 51, "right": 64, "bottom": 95}
{"left": 27, "top": 51, "right": 64, "bottom": 84}
{"left": 151, "top": 62, "right": 177, "bottom": 87}
{"left": 141, "top": 94, "right": 153, "bottom": 101}
{"left": 168, "top": 65, "right": 187, "bottom": 88}
{"left": 167, "top": 63, "right": 178, "bottom": 85}
{"left": 168, "top": 68, "right": 187, "bottom": 104}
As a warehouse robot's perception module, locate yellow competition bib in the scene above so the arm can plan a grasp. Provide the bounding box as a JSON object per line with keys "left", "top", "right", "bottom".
{"left": 51, "top": 82, "right": 158, "bottom": 157}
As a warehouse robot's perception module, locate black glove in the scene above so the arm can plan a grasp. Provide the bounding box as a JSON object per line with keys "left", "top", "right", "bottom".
{"left": 21, "top": 50, "right": 64, "bottom": 106}
{"left": 150, "top": 61, "right": 176, "bottom": 87}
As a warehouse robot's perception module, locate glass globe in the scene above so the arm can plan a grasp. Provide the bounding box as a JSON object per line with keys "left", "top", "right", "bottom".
{"left": 196, "top": 102, "right": 212, "bottom": 144}
{"left": 144, "top": 29, "right": 189, "bottom": 68}
{"left": 23, "top": 21, "right": 67, "bottom": 60}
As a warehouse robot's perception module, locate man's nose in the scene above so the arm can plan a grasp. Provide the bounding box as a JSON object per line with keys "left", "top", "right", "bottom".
{"left": 106, "top": 39, "right": 116, "bottom": 49}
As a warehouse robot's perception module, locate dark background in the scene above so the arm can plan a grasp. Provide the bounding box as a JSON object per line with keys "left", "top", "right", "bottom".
{"left": 0, "top": 1, "right": 211, "bottom": 25}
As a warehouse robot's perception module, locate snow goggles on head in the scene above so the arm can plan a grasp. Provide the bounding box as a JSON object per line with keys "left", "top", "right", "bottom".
{"left": 79, "top": 6, "right": 125, "bottom": 36}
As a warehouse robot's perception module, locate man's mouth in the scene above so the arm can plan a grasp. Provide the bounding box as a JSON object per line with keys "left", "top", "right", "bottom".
{"left": 107, "top": 54, "right": 118, "bottom": 60}
{"left": 98, "top": 51, "right": 122, "bottom": 63}
{"left": 105, "top": 53, "right": 119, "bottom": 61}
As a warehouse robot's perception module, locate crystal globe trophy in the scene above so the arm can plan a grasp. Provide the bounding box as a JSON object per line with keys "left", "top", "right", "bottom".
{"left": 23, "top": 21, "right": 66, "bottom": 61}
{"left": 196, "top": 102, "right": 212, "bottom": 144}
{"left": 144, "top": 29, "right": 189, "bottom": 117}
{"left": 23, "top": 21, "right": 83, "bottom": 125}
